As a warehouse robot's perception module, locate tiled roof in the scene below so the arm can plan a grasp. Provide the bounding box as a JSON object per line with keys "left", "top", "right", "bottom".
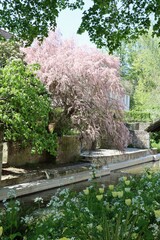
{"left": 0, "top": 29, "right": 13, "bottom": 39}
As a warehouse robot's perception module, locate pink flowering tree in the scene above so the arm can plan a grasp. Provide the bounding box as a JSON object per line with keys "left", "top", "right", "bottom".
{"left": 22, "top": 31, "right": 129, "bottom": 150}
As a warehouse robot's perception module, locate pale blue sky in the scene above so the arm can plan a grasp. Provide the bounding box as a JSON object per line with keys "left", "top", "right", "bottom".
{"left": 57, "top": 0, "right": 96, "bottom": 47}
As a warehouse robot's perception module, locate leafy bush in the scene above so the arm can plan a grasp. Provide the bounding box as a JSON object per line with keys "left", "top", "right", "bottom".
{"left": 0, "top": 39, "right": 24, "bottom": 68}
{"left": 0, "top": 59, "right": 57, "bottom": 155}
{"left": 1, "top": 171, "right": 160, "bottom": 239}
{"left": 125, "top": 110, "right": 151, "bottom": 123}
{"left": 150, "top": 132, "right": 160, "bottom": 153}
{"left": 151, "top": 142, "right": 160, "bottom": 153}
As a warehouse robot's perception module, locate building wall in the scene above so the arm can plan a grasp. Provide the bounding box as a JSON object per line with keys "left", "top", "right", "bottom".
{"left": 123, "top": 95, "right": 130, "bottom": 111}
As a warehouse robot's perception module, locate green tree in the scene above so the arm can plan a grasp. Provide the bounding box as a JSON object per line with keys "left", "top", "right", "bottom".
{"left": 0, "top": 59, "right": 57, "bottom": 155}
{"left": 78, "top": 0, "right": 160, "bottom": 52}
{"left": 118, "top": 33, "right": 160, "bottom": 120}
{"left": 132, "top": 36, "right": 160, "bottom": 119}
{"left": 0, "top": 1, "right": 159, "bottom": 51}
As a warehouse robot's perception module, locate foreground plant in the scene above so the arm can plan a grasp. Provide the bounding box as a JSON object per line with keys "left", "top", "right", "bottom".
{"left": 25, "top": 171, "right": 160, "bottom": 240}
{"left": 1, "top": 171, "right": 160, "bottom": 239}
{"left": 0, "top": 190, "right": 27, "bottom": 240}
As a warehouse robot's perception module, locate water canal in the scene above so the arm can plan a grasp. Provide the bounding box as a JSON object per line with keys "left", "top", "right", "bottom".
{"left": 15, "top": 160, "right": 160, "bottom": 205}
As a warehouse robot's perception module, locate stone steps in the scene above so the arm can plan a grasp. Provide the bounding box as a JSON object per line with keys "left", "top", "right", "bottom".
{"left": 80, "top": 148, "right": 152, "bottom": 166}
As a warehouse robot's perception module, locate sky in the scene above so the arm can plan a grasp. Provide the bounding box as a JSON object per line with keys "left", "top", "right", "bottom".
{"left": 56, "top": 0, "right": 96, "bottom": 47}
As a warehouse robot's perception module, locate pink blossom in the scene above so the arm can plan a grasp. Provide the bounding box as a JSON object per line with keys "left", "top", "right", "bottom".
{"left": 22, "top": 31, "right": 129, "bottom": 150}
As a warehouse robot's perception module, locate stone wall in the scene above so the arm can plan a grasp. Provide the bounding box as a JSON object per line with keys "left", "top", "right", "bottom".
{"left": 7, "top": 135, "right": 81, "bottom": 167}
{"left": 3, "top": 122, "right": 150, "bottom": 168}
{"left": 127, "top": 123, "right": 150, "bottom": 149}
{"left": 56, "top": 135, "right": 81, "bottom": 164}
{"left": 7, "top": 142, "right": 48, "bottom": 166}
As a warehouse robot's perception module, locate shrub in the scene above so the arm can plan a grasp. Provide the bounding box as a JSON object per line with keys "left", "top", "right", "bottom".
{"left": 0, "top": 59, "right": 57, "bottom": 155}
{"left": 150, "top": 132, "right": 160, "bottom": 153}
{"left": 125, "top": 110, "right": 151, "bottom": 123}
{"left": 0, "top": 39, "right": 24, "bottom": 68}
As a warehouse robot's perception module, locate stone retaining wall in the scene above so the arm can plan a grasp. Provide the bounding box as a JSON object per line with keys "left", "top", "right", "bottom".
{"left": 127, "top": 122, "right": 150, "bottom": 148}
{"left": 7, "top": 142, "right": 48, "bottom": 166}
{"left": 6, "top": 135, "right": 81, "bottom": 167}
{"left": 1, "top": 122, "right": 151, "bottom": 168}
{"left": 56, "top": 135, "right": 81, "bottom": 164}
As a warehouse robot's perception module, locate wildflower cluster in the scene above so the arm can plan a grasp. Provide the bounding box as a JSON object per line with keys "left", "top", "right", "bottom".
{"left": 0, "top": 171, "right": 160, "bottom": 239}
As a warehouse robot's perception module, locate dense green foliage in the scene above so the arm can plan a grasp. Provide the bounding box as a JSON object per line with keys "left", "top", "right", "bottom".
{"left": 0, "top": 59, "right": 57, "bottom": 155}
{"left": 0, "top": 0, "right": 84, "bottom": 45}
{"left": 1, "top": 170, "right": 160, "bottom": 239}
{"left": 78, "top": 0, "right": 160, "bottom": 52}
{"left": 0, "top": 1, "right": 159, "bottom": 51}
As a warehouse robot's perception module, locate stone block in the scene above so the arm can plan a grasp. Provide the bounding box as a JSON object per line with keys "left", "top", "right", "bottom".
{"left": 138, "top": 123, "right": 150, "bottom": 131}
{"left": 7, "top": 142, "right": 47, "bottom": 166}
{"left": 130, "top": 130, "right": 150, "bottom": 149}
{"left": 56, "top": 135, "right": 81, "bottom": 164}
{"left": 126, "top": 123, "right": 139, "bottom": 131}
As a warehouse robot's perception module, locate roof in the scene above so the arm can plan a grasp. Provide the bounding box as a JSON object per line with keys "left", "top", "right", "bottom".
{"left": 0, "top": 29, "right": 13, "bottom": 40}
{"left": 146, "top": 119, "right": 160, "bottom": 132}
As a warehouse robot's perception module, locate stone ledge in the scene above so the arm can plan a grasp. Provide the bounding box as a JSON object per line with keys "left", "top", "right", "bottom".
{"left": 81, "top": 148, "right": 151, "bottom": 166}
{"left": 0, "top": 168, "right": 110, "bottom": 201}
